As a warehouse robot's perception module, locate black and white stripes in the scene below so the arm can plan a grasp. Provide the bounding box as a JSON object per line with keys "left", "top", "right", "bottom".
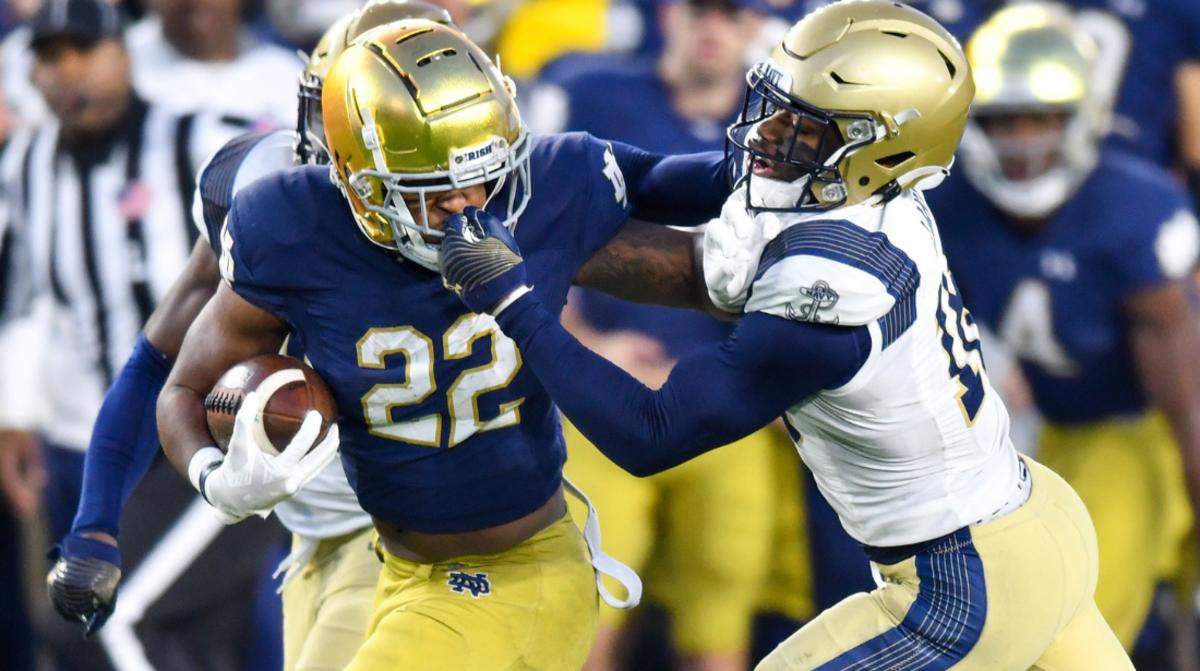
{"left": 0, "top": 98, "right": 246, "bottom": 446}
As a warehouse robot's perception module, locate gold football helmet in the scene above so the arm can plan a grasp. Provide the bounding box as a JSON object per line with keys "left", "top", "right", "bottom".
{"left": 726, "top": 0, "right": 974, "bottom": 211}
{"left": 321, "top": 20, "right": 530, "bottom": 270}
{"left": 295, "top": 0, "right": 454, "bottom": 164}
{"left": 958, "top": 3, "right": 1106, "bottom": 219}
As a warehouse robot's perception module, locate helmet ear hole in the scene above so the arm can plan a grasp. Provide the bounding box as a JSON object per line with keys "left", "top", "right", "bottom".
{"left": 876, "top": 151, "right": 916, "bottom": 169}
{"left": 938, "top": 51, "right": 958, "bottom": 78}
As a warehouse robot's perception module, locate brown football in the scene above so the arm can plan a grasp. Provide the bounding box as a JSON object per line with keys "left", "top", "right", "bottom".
{"left": 204, "top": 354, "right": 336, "bottom": 455}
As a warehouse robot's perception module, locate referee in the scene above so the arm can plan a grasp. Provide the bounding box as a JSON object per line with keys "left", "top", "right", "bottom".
{"left": 0, "top": 2, "right": 287, "bottom": 669}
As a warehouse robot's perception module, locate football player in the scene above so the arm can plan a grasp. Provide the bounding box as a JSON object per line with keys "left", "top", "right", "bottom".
{"left": 45, "top": 4, "right": 455, "bottom": 670}
{"left": 932, "top": 3, "right": 1200, "bottom": 651}
{"left": 158, "top": 19, "right": 736, "bottom": 670}
{"left": 438, "top": 2, "right": 1135, "bottom": 668}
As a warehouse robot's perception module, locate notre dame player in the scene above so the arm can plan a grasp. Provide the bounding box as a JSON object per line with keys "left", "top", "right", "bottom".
{"left": 46, "top": 4, "right": 456, "bottom": 671}
{"left": 158, "top": 19, "right": 731, "bottom": 670}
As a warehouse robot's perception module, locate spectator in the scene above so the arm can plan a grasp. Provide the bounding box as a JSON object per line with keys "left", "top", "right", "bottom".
{"left": 0, "top": 1, "right": 285, "bottom": 668}
{"left": 127, "top": 0, "right": 299, "bottom": 125}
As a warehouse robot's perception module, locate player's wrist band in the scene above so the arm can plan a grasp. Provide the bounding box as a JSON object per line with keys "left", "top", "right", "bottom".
{"left": 187, "top": 447, "right": 224, "bottom": 505}
{"left": 493, "top": 285, "right": 532, "bottom": 315}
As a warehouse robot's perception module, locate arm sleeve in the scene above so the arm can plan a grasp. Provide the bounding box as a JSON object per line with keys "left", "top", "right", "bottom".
{"left": 608, "top": 140, "right": 728, "bottom": 226}
{"left": 69, "top": 335, "right": 172, "bottom": 537}
{"left": 496, "top": 293, "right": 869, "bottom": 476}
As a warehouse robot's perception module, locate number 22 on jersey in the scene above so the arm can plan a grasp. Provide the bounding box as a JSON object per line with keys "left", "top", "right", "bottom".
{"left": 356, "top": 313, "right": 524, "bottom": 448}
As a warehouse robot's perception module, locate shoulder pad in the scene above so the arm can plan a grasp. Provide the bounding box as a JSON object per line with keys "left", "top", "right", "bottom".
{"left": 745, "top": 219, "right": 920, "bottom": 332}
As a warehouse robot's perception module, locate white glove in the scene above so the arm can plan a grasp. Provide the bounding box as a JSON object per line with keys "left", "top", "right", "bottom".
{"left": 188, "top": 391, "right": 340, "bottom": 523}
{"left": 703, "top": 186, "right": 783, "bottom": 313}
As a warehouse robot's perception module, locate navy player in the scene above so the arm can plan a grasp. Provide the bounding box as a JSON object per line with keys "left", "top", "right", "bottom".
{"left": 936, "top": 4, "right": 1200, "bottom": 651}
{"left": 158, "top": 20, "right": 732, "bottom": 670}
{"left": 44, "top": 4, "right": 459, "bottom": 670}
{"left": 440, "top": 3, "right": 1134, "bottom": 668}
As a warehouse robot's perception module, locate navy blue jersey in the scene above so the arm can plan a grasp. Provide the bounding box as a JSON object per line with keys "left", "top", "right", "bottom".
{"left": 1068, "top": 0, "right": 1200, "bottom": 166}
{"left": 536, "top": 57, "right": 735, "bottom": 357}
{"left": 222, "top": 133, "right": 640, "bottom": 532}
{"left": 929, "top": 150, "right": 1198, "bottom": 423}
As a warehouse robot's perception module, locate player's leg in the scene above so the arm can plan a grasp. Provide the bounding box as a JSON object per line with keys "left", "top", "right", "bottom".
{"left": 1031, "top": 604, "right": 1135, "bottom": 671}
{"left": 283, "top": 527, "right": 379, "bottom": 671}
{"left": 653, "top": 427, "right": 776, "bottom": 670}
{"left": 344, "top": 513, "right": 598, "bottom": 671}
{"left": 1037, "top": 415, "right": 1190, "bottom": 649}
{"left": 563, "top": 418, "right": 657, "bottom": 671}
{"left": 758, "top": 458, "right": 1133, "bottom": 671}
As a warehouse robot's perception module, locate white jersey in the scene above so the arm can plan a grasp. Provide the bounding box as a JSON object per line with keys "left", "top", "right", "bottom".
{"left": 706, "top": 189, "right": 1025, "bottom": 547}
{"left": 193, "top": 129, "right": 371, "bottom": 544}
{"left": 127, "top": 17, "right": 300, "bottom": 128}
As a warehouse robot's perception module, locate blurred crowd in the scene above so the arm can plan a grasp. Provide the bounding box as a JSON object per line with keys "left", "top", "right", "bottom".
{"left": 0, "top": 0, "right": 1197, "bottom": 670}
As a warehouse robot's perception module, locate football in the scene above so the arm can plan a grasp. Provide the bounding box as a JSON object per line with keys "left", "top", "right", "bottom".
{"left": 204, "top": 354, "right": 337, "bottom": 455}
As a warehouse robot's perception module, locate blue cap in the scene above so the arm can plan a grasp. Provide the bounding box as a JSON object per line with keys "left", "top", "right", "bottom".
{"left": 29, "top": 0, "right": 122, "bottom": 49}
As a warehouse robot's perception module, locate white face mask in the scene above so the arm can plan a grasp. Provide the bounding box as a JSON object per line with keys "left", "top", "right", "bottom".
{"left": 959, "top": 110, "right": 1101, "bottom": 220}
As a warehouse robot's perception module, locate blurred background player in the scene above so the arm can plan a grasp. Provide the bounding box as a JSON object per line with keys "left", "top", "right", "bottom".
{"left": 0, "top": 1, "right": 279, "bottom": 668}
{"left": 43, "top": 5, "right": 457, "bottom": 671}
{"left": 528, "top": 2, "right": 810, "bottom": 669}
{"left": 928, "top": 0, "right": 1200, "bottom": 661}
{"left": 126, "top": 0, "right": 300, "bottom": 125}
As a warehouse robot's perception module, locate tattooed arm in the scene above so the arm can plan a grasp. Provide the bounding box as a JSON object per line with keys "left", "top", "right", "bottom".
{"left": 574, "top": 220, "right": 732, "bottom": 319}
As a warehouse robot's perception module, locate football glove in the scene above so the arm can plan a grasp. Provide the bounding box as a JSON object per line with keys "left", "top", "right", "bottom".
{"left": 46, "top": 533, "right": 121, "bottom": 638}
{"left": 440, "top": 207, "right": 530, "bottom": 315}
{"left": 188, "top": 391, "right": 340, "bottom": 523}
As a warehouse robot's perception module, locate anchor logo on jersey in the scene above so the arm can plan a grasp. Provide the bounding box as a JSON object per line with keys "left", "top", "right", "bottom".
{"left": 448, "top": 571, "right": 491, "bottom": 598}
{"left": 786, "top": 280, "right": 840, "bottom": 323}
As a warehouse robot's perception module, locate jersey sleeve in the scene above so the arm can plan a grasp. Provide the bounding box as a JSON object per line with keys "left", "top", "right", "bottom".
{"left": 221, "top": 171, "right": 312, "bottom": 317}
{"left": 745, "top": 219, "right": 920, "bottom": 332}
{"left": 540, "top": 132, "right": 635, "bottom": 271}
{"left": 1112, "top": 183, "right": 1200, "bottom": 295}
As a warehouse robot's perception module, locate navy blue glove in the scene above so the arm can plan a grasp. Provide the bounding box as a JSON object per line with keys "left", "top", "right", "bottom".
{"left": 440, "top": 206, "right": 530, "bottom": 315}
{"left": 46, "top": 533, "right": 122, "bottom": 638}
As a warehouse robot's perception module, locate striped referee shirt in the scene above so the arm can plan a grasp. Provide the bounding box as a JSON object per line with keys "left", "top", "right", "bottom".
{"left": 0, "top": 95, "right": 249, "bottom": 449}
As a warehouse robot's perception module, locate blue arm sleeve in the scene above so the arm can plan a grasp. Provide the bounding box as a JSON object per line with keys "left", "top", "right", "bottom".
{"left": 70, "top": 334, "right": 172, "bottom": 536}
{"left": 496, "top": 293, "right": 869, "bottom": 476}
{"left": 610, "top": 142, "right": 727, "bottom": 226}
